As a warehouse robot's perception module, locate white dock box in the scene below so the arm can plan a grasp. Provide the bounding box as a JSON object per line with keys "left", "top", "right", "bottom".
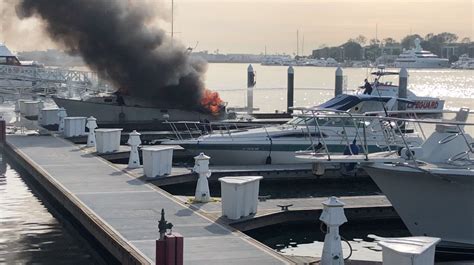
{"left": 23, "top": 101, "right": 40, "bottom": 117}
{"left": 63, "top": 117, "right": 87, "bottom": 137}
{"left": 95, "top": 129, "right": 122, "bottom": 153}
{"left": 378, "top": 236, "right": 440, "bottom": 265}
{"left": 40, "top": 108, "right": 60, "bottom": 125}
{"left": 218, "top": 176, "right": 263, "bottom": 220}
{"left": 142, "top": 146, "right": 174, "bottom": 178}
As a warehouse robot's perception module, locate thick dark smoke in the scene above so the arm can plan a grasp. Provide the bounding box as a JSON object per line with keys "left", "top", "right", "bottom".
{"left": 16, "top": 0, "right": 207, "bottom": 110}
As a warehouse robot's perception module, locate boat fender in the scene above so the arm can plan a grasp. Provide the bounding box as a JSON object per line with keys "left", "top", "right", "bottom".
{"left": 266, "top": 136, "right": 273, "bottom": 164}
{"left": 265, "top": 156, "right": 272, "bottom": 165}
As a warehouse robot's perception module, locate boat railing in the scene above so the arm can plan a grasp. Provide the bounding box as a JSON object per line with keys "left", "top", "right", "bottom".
{"left": 295, "top": 108, "right": 474, "bottom": 166}
{"left": 293, "top": 108, "right": 432, "bottom": 161}
{"left": 163, "top": 120, "right": 277, "bottom": 141}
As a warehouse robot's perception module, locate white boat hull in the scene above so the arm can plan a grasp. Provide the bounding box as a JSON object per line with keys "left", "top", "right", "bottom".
{"left": 364, "top": 164, "right": 474, "bottom": 247}
{"left": 394, "top": 59, "right": 450, "bottom": 69}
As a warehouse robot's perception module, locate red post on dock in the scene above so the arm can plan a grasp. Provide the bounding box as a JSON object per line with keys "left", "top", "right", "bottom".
{"left": 0, "top": 120, "right": 6, "bottom": 143}
{"left": 156, "top": 233, "right": 183, "bottom": 265}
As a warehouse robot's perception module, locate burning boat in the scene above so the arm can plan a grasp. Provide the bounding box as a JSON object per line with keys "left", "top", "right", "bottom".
{"left": 53, "top": 90, "right": 228, "bottom": 130}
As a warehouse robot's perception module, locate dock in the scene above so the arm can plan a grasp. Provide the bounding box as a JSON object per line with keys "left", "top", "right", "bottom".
{"left": 3, "top": 134, "right": 292, "bottom": 264}
{"left": 174, "top": 195, "right": 395, "bottom": 232}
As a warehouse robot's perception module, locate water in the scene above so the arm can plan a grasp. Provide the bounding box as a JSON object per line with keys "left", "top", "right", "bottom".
{"left": 0, "top": 153, "right": 99, "bottom": 264}
{"left": 245, "top": 220, "right": 411, "bottom": 262}
{"left": 205, "top": 64, "right": 474, "bottom": 112}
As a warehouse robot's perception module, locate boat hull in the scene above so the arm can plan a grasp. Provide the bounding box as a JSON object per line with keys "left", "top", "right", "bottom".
{"left": 364, "top": 164, "right": 474, "bottom": 247}
{"left": 53, "top": 97, "right": 223, "bottom": 130}
{"left": 394, "top": 59, "right": 450, "bottom": 69}
{"left": 177, "top": 141, "right": 394, "bottom": 165}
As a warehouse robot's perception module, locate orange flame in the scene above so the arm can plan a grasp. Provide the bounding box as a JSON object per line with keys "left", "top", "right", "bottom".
{"left": 201, "top": 89, "right": 224, "bottom": 115}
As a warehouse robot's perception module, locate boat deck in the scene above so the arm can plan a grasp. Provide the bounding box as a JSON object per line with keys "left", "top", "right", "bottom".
{"left": 4, "top": 134, "right": 292, "bottom": 264}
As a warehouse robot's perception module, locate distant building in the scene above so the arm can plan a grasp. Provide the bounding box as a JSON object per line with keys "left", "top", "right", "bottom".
{"left": 191, "top": 51, "right": 265, "bottom": 63}
{"left": 441, "top": 43, "right": 474, "bottom": 59}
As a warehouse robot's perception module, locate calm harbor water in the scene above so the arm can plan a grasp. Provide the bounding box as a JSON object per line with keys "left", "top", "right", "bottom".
{"left": 0, "top": 153, "right": 99, "bottom": 264}
{"left": 206, "top": 64, "right": 474, "bottom": 112}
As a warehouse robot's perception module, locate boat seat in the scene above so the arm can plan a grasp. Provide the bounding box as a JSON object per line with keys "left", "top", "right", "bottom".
{"left": 435, "top": 107, "right": 469, "bottom": 133}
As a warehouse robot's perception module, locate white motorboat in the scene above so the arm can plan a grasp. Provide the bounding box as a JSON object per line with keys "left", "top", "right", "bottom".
{"left": 355, "top": 67, "right": 444, "bottom": 112}
{"left": 163, "top": 98, "right": 424, "bottom": 165}
{"left": 296, "top": 109, "right": 474, "bottom": 251}
{"left": 394, "top": 38, "right": 449, "bottom": 69}
{"left": 451, "top": 54, "right": 474, "bottom": 70}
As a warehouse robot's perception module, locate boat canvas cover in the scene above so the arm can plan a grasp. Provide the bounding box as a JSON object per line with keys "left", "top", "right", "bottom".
{"left": 315, "top": 94, "right": 391, "bottom": 111}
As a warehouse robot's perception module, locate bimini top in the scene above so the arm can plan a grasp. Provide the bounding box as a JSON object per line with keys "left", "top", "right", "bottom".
{"left": 315, "top": 94, "right": 393, "bottom": 111}
{"left": 0, "top": 43, "right": 16, "bottom": 57}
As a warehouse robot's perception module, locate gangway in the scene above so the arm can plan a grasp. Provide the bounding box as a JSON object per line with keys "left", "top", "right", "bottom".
{"left": 0, "top": 64, "right": 108, "bottom": 98}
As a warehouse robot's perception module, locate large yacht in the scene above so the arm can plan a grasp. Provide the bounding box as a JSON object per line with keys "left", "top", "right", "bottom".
{"left": 394, "top": 38, "right": 449, "bottom": 68}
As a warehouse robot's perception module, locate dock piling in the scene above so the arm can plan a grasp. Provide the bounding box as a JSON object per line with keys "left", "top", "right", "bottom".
{"left": 127, "top": 130, "right": 141, "bottom": 168}
{"left": 37, "top": 100, "right": 44, "bottom": 123}
{"left": 0, "top": 120, "right": 5, "bottom": 143}
{"left": 398, "top": 67, "right": 408, "bottom": 111}
{"left": 247, "top": 64, "right": 255, "bottom": 114}
{"left": 287, "top": 66, "right": 294, "bottom": 113}
{"left": 335, "top": 67, "right": 343, "bottom": 96}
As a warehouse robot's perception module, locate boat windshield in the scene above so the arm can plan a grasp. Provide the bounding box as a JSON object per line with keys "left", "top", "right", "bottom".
{"left": 287, "top": 116, "right": 359, "bottom": 127}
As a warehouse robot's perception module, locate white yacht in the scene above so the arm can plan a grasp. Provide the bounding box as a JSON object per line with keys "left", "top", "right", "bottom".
{"left": 394, "top": 38, "right": 449, "bottom": 68}
{"left": 296, "top": 109, "right": 474, "bottom": 251}
{"left": 451, "top": 54, "right": 474, "bottom": 70}
{"left": 163, "top": 96, "right": 424, "bottom": 165}
{"left": 356, "top": 68, "right": 444, "bottom": 111}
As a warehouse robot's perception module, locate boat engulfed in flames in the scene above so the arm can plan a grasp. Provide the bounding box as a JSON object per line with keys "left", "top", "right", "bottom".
{"left": 53, "top": 91, "right": 228, "bottom": 130}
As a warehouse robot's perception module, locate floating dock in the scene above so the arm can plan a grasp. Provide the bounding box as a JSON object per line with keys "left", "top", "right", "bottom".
{"left": 3, "top": 134, "right": 292, "bottom": 264}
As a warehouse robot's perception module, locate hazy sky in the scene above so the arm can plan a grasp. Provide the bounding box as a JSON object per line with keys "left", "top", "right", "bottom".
{"left": 1, "top": 0, "right": 472, "bottom": 54}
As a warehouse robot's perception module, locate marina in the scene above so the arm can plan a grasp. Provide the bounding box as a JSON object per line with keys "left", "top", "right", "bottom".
{"left": 1, "top": 0, "right": 473, "bottom": 264}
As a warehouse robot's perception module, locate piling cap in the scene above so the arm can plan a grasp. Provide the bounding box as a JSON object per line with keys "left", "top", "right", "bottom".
{"left": 194, "top": 152, "right": 210, "bottom": 161}
{"left": 129, "top": 129, "right": 141, "bottom": 136}
{"left": 87, "top": 116, "right": 97, "bottom": 121}
{"left": 247, "top": 64, "right": 254, "bottom": 72}
{"left": 288, "top": 66, "right": 294, "bottom": 74}
{"left": 399, "top": 67, "right": 408, "bottom": 78}
{"left": 322, "top": 196, "right": 345, "bottom": 207}
{"left": 336, "top": 66, "right": 343, "bottom": 76}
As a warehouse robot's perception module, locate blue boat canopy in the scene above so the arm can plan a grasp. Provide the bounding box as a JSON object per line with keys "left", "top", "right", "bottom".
{"left": 315, "top": 94, "right": 393, "bottom": 111}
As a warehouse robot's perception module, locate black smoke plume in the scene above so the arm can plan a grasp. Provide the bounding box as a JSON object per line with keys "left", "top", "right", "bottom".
{"left": 16, "top": 0, "right": 207, "bottom": 110}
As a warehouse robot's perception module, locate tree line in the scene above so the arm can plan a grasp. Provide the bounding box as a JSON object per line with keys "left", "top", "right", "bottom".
{"left": 312, "top": 32, "right": 473, "bottom": 62}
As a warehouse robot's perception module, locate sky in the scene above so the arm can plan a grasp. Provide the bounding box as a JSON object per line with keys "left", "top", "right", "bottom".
{"left": 1, "top": 0, "right": 473, "bottom": 55}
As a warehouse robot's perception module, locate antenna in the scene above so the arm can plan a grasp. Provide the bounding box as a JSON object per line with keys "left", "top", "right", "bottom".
{"left": 302, "top": 35, "right": 305, "bottom": 56}
{"left": 171, "top": 0, "right": 174, "bottom": 40}
{"left": 375, "top": 23, "right": 378, "bottom": 44}
{"left": 296, "top": 30, "right": 299, "bottom": 57}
